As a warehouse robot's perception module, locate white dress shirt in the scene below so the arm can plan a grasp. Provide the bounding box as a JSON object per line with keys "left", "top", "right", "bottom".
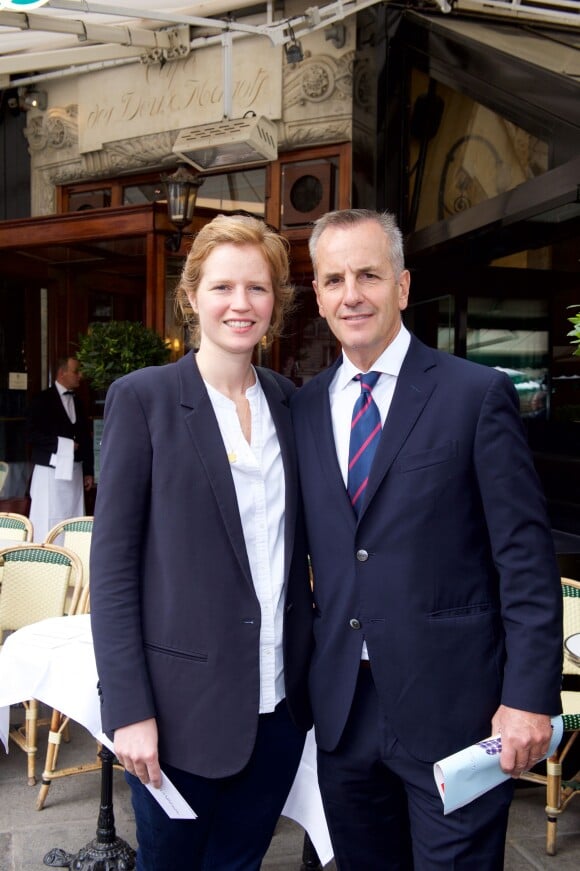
{"left": 56, "top": 381, "right": 76, "bottom": 423}
{"left": 328, "top": 324, "right": 411, "bottom": 486}
{"left": 328, "top": 324, "right": 411, "bottom": 661}
{"left": 205, "top": 372, "right": 286, "bottom": 713}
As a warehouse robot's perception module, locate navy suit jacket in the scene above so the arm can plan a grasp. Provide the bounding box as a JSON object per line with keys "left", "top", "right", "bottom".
{"left": 90, "top": 352, "right": 313, "bottom": 778}
{"left": 292, "top": 334, "right": 562, "bottom": 762}
{"left": 26, "top": 384, "right": 94, "bottom": 476}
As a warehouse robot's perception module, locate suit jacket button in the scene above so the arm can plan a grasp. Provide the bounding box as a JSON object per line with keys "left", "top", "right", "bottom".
{"left": 356, "top": 549, "right": 369, "bottom": 562}
{"left": 349, "top": 618, "right": 361, "bottom": 630}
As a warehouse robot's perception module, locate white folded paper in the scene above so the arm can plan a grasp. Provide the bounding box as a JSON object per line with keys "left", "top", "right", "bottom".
{"left": 96, "top": 733, "right": 197, "bottom": 820}
{"left": 434, "top": 715, "right": 563, "bottom": 814}
{"left": 52, "top": 436, "right": 74, "bottom": 481}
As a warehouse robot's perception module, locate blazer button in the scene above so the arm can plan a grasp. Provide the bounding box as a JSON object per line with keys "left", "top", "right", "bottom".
{"left": 349, "top": 618, "right": 361, "bottom": 630}
{"left": 356, "top": 549, "right": 369, "bottom": 562}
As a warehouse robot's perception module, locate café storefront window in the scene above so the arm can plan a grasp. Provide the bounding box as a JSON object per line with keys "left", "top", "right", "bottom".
{"left": 408, "top": 70, "right": 549, "bottom": 233}
{"left": 62, "top": 168, "right": 267, "bottom": 217}
{"left": 466, "top": 296, "right": 550, "bottom": 419}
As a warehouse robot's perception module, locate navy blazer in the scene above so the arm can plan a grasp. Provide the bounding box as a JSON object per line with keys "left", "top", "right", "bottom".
{"left": 26, "top": 384, "right": 94, "bottom": 476}
{"left": 292, "top": 334, "right": 562, "bottom": 762}
{"left": 90, "top": 352, "right": 313, "bottom": 778}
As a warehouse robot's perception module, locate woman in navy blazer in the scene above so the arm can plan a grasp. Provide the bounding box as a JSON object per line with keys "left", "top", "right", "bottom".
{"left": 90, "top": 214, "right": 313, "bottom": 870}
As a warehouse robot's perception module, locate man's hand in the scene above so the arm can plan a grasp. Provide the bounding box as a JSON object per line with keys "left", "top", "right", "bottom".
{"left": 113, "top": 718, "right": 162, "bottom": 788}
{"left": 491, "top": 705, "right": 553, "bottom": 778}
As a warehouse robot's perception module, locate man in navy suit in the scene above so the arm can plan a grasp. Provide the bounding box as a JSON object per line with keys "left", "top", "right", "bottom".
{"left": 291, "top": 209, "right": 563, "bottom": 869}
{"left": 26, "top": 356, "right": 93, "bottom": 541}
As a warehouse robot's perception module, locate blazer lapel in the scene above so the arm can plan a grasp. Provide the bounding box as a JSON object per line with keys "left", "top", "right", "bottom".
{"left": 177, "top": 352, "right": 253, "bottom": 587}
{"left": 301, "top": 358, "right": 357, "bottom": 528}
{"left": 362, "top": 336, "right": 438, "bottom": 513}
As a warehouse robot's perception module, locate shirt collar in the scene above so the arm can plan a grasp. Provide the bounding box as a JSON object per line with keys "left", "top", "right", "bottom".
{"left": 336, "top": 324, "right": 411, "bottom": 390}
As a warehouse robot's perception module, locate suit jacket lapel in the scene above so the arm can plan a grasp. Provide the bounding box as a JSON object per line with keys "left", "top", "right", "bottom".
{"left": 177, "top": 352, "right": 253, "bottom": 587}
{"left": 301, "top": 358, "right": 357, "bottom": 528}
{"left": 362, "top": 336, "right": 438, "bottom": 513}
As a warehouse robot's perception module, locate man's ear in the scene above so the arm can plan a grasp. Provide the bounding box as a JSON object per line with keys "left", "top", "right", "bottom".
{"left": 398, "top": 270, "right": 411, "bottom": 312}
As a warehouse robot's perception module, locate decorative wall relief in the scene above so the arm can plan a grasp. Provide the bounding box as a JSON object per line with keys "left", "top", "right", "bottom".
{"left": 82, "top": 131, "right": 178, "bottom": 176}
{"left": 280, "top": 50, "right": 354, "bottom": 149}
{"left": 24, "top": 105, "right": 79, "bottom": 152}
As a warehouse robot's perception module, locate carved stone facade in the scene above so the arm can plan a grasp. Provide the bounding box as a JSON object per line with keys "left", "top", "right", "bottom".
{"left": 23, "top": 23, "right": 356, "bottom": 216}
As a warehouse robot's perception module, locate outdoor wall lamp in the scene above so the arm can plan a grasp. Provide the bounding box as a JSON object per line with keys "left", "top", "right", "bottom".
{"left": 163, "top": 163, "right": 204, "bottom": 252}
{"left": 284, "top": 23, "right": 304, "bottom": 65}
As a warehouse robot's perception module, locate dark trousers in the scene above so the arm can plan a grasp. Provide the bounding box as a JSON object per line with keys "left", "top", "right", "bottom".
{"left": 126, "top": 699, "right": 305, "bottom": 871}
{"left": 317, "top": 667, "right": 514, "bottom": 871}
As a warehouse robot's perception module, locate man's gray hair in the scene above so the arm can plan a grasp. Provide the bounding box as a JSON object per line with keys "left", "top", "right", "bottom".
{"left": 309, "top": 209, "right": 405, "bottom": 279}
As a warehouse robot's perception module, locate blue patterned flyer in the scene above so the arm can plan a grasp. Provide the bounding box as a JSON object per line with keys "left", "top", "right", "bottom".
{"left": 434, "top": 716, "right": 563, "bottom": 814}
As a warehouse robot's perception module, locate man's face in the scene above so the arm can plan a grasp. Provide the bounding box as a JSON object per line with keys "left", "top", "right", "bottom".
{"left": 58, "top": 358, "right": 82, "bottom": 390}
{"left": 313, "top": 220, "right": 410, "bottom": 371}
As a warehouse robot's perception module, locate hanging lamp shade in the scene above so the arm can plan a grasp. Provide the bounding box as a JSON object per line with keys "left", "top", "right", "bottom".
{"left": 163, "top": 164, "right": 204, "bottom": 228}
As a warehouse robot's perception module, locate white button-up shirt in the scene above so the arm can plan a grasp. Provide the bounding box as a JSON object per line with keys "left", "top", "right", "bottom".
{"left": 56, "top": 381, "right": 76, "bottom": 423}
{"left": 206, "top": 373, "right": 286, "bottom": 713}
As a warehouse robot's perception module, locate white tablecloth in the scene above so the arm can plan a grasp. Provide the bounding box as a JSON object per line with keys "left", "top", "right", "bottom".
{"left": 0, "top": 615, "right": 333, "bottom": 865}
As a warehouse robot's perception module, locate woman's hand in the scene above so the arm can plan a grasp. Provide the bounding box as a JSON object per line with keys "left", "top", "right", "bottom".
{"left": 113, "top": 718, "right": 162, "bottom": 788}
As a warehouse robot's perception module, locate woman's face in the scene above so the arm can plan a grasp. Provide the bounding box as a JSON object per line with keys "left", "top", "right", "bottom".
{"left": 187, "top": 243, "right": 275, "bottom": 357}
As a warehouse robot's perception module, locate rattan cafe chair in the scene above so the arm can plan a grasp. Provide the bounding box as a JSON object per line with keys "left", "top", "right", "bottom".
{"left": 35, "top": 577, "right": 103, "bottom": 811}
{"left": 0, "top": 512, "right": 33, "bottom": 589}
{"left": 36, "top": 518, "right": 97, "bottom": 809}
{"left": 521, "top": 576, "right": 580, "bottom": 855}
{"left": 0, "top": 511, "right": 33, "bottom": 543}
{"left": 44, "top": 516, "right": 93, "bottom": 615}
{"left": 0, "top": 543, "right": 83, "bottom": 785}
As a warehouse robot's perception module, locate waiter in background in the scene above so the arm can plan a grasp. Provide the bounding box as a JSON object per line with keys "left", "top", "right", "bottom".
{"left": 26, "top": 356, "right": 94, "bottom": 541}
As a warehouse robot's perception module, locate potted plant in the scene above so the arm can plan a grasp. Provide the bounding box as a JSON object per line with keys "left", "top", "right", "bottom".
{"left": 77, "top": 321, "right": 171, "bottom": 486}
{"left": 568, "top": 306, "right": 580, "bottom": 356}
{"left": 76, "top": 320, "right": 171, "bottom": 392}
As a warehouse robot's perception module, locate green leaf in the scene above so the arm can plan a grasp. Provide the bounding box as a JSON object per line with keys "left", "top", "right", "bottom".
{"left": 77, "top": 321, "right": 171, "bottom": 390}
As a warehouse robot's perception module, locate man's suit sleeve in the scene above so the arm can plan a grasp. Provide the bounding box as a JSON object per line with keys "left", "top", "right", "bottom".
{"left": 474, "top": 373, "right": 563, "bottom": 715}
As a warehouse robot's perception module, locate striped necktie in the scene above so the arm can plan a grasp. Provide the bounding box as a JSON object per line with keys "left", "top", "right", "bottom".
{"left": 347, "top": 371, "right": 382, "bottom": 516}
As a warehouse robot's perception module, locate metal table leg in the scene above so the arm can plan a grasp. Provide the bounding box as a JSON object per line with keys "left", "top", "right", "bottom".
{"left": 43, "top": 746, "right": 135, "bottom": 870}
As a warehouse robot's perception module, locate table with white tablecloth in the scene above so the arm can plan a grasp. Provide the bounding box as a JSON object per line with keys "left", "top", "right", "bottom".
{"left": 0, "top": 614, "right": 333, "bottom": 865}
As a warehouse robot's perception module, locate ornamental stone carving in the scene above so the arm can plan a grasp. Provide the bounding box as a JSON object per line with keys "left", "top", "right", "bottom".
{"left": 301, "top": 60, "right": 332, "bottom": 102}
{"left": 284, "top": 51, "right": 354, "bottom": 110}
{"left": 281, "top": 50, "right": 354, "bottom": 149}
{"left": 82, "top": 131, "right": 178, "bottom": 177}
{"left": 24, "top": 105, "right": 78, "bottom": 152}
{"left": 280, "top": 118, "right": 352, "bottom": 149}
